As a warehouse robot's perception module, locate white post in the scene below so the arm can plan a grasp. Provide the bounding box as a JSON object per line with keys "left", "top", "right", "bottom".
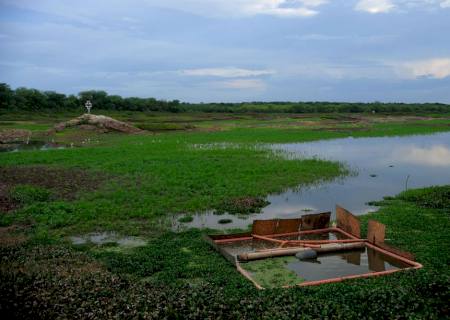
{"left": 85, "top": 100, "right": 92, "bottom": 114}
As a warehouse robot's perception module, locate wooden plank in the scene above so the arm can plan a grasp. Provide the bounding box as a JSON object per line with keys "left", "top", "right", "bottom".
{"left": 207, "top": 232, "right": 252, "bottom": 241}
{"left": 275, "top": 218, "right": 302, "bottom": 234}
{"left": 252, "top": 219, "right": 278, "bottom": 235}
{"left": 301, "top": 212, "right": 331, "bottom": 230}
{"left": 367, "top": 220, "right": 385, "bottom": 244}
{"left": 336, "top": 205, "right": 361, "bottom": 238}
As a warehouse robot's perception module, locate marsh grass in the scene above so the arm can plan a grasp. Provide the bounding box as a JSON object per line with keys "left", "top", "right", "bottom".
{"left": 0, "top": 112, "right": 449, "bottom": 318}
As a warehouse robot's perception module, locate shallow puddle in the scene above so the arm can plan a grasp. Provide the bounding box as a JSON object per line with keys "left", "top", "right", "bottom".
{"left": 174, "top": 132, "right": 450, "bottom": 229}
{"left": 0, "top": 141, "right": 66, "bottom": 152}
{"left": 70, "top": 232, "right": 146, "bottom": 248}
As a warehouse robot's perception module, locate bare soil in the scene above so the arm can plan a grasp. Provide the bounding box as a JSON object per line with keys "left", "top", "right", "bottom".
{"left": 0, "top": 166, "right": 109, "bottom": 212}
{"left": 0, "top": 129, "right": 32, "bottom": 144}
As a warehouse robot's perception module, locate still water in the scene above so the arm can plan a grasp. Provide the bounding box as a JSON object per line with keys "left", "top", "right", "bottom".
{"left": 174, "top": 132, "right": 450, "bottom": 230}
{"left": 0, "top": 141, "right": 65, "bottom": 152}
{"left": 286, "top": 246, "right": 410, "bottom": 282}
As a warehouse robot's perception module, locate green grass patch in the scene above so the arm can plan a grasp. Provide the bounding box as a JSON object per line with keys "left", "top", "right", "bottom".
{"left": 242, "top": 257, "right": 301, "bottom": 288}
{"left": 178, "top": 215, "right": 194, "bottom": 223}
{"left": 10, "top": 185, "right": 53, "bottom": 205}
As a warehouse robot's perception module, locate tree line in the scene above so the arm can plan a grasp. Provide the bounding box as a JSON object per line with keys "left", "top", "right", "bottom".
{"left": 1, "top": 83, "right": 449, "bottom": 114}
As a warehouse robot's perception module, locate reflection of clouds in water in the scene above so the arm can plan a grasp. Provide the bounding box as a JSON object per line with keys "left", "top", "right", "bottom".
{"left": 178, "top": 133, "right": 450, "bottom": 230}
{"left": 393, "top": 145, "right": 450, "bottom": 167}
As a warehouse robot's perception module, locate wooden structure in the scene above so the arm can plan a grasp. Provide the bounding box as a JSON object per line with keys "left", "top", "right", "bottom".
{"left": 205, "top": 206, "right": 422, "bottom": 289}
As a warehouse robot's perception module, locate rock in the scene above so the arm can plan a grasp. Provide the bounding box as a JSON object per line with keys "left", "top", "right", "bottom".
{"left": 295, "top": 249, "right": 317, "bottom": 260}
{"left": 53, "top": 114, "right": 142, "bottom": 134}
{"left": 0, "top": 129, "right": 32, "bottom": 144}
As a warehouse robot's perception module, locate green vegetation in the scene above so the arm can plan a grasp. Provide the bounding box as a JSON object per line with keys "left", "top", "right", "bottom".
{"left": 1, "top": 112, "right": 449, "bottom": 318}
{"left": 215, "top": 197, "right": 270, "bottom": 214}
{"left": 10, "top": 185, "right": 53, "bottom": 205}
{"left": 242, "top": 257, "right": 301, "bottom": 288}
{"left": 1, "top": 186, "right": 449, "bottom": 319}
{"left": 178, "top": 215, "right": 194, "bottom": 223}
{"left": 2, "top": 82, "right": 450, "bottom": 113}
{"left": 397, "top": 185, "right": 450, "bottom": 210}
{"left": 0, "top": 139, "right": 344, "bottom": 235}
{"left": 359, "top": 186, "right": 450, "bottom": 269}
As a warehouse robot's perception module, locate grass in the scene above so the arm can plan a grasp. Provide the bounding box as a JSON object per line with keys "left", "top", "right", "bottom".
{"left": 0, "top": 132, "right": 346, "bottom": 235}
{"left": 178, "top": 215, "right": 194, "bottom": 223}
{"left": 242, "top": 256, "right": 301, "bottom": 288}
{"left": 0, "top": 112, "right": 449, "bottom": 318}
{"left": 1, "top": 186, "right": 449, "bottom": 319}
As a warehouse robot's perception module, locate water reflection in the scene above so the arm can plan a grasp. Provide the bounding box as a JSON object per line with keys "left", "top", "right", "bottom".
{"left": 392, "top": 145, "right": 450, "bottom": 167}
{"left": 174, "top": 132, "right": 450, "bottom": 230}
{"left": 287, "top": 247, "right": 410, "bottom": 282}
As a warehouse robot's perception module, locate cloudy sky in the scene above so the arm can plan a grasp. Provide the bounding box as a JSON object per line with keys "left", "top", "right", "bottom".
{"left": 1, "top": 0, "right": 450, "bottom": 102}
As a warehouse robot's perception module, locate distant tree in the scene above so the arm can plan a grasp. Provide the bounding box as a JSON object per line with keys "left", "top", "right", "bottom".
{"left": 44, "top": 91, "right": 66, "bottom": 109}
{"left": 0, "top": 83, "right": 14, "bottom": 110}
{"left": 107, "top": 95, "right": 124, "bottom": 110}
{"left": 78, "top": 90, "right": 108, "bottom": 109}
{"left": 14, "top": 87, "right": 47, "bottom": 111}
{"left": 64, "top": 94, "right": 80, "bottom": 110}
{"left": 1, "top": 83, "right": 449, "bottom": 114}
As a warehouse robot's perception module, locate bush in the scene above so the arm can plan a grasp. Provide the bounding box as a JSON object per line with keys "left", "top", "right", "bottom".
{"left": 10, "top": 185, "right": 52, "bottom": 205}
{"left": 398, "top": 186, "right": 450, "bottom": 210}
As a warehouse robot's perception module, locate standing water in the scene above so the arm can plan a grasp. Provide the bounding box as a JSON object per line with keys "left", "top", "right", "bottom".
{"left": 174, "top": 132, "right": 450, "bottom": 229}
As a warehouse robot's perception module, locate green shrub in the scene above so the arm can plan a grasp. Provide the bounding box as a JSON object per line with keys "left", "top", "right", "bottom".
{"left": 398, "top": 186, "right": 450, "bottom": 210}
{"left": 178, "top": 215, "right": 194, "bottom": 223}
{"left": 10, "top": 185, "right": 52, "bottom": 205}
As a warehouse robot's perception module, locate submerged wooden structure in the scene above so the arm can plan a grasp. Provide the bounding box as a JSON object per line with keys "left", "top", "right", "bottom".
{"left": 205, "top": 205, "right": 422, "bottom": 289}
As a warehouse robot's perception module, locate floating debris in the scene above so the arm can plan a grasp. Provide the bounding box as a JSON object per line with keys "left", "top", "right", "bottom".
{"left": 178, "top": 215, "right": 194, "bottom": 223}
{"left": 218, "top": 218, "right": 233, "bottom": 224}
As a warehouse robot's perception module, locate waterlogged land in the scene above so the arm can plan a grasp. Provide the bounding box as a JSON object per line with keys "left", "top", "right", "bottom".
{"left": 1, "top": 111, "right": 450, "bottom": 319}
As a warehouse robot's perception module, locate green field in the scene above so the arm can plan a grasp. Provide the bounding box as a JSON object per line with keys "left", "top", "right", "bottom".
{"left": 1, "top": 112, "right": 449, "bottom": 319}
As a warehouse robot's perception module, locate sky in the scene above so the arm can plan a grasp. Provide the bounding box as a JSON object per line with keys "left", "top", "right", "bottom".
{"left": 0, "top": 0, "right": 450, "bottom": 103}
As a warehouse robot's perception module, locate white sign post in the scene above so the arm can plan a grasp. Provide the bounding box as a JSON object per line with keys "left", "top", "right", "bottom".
{"left": 85, "top": 100, "right": 92, "bottom": 114}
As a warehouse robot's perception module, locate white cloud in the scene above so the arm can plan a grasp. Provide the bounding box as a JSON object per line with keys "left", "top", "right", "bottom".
{"left": 3, "top": 0, "right": 328, "bottom": 19}
{"left": 441, "top": 0, "right": 450, "bottom": 7}
{"left": 220, "top": 79, "right": 266, "bottom": 89}
{"left": 354, "top": 0, "right": 450, "bottom": 13}
{"left": 355, "top": 0, "right": 395, "bottom": 13}
{"left": 395, "top": 58, "right": 450, "bottom": 79}
{"left": 282, "top": 62, "right": 394, "bottom": 80}
{"left": 181, "top": 67, "right": 275, "bottom": 78}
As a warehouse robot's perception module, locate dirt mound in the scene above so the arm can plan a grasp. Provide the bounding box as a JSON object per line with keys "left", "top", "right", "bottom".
{"left": 0, "top": 129, "right": 32, "bottom": 144}
{"left": 54, "top": 114, "right": 142, "bottom": 134}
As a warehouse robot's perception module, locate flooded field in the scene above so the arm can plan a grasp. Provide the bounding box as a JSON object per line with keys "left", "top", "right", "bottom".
{"left": 175, "top": 132, "right": 450, "bottom": 229}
